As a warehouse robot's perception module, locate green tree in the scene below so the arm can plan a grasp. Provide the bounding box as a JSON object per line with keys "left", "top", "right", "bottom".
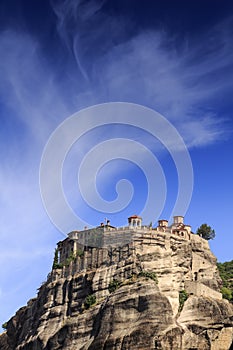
{"left": 196, "top": 223, "right": 215, "bottom": 240}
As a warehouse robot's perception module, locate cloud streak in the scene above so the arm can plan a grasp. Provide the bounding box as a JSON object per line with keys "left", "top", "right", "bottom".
{"left": 0, "top": 2, "right": 232, "bottom": 255}
{"left": 0, "top": 0, "right": 232, "bottom": 283}
{"left": 50, "top": 0, "right": 233, "bottom": 147}
{"left": 0, "top": 0, "right": 233, "bottom": 328}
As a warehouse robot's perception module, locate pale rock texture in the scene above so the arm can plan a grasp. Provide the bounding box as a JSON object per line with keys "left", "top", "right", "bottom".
{"left": 1, "top": 231, "right": 233, "bottom": 349}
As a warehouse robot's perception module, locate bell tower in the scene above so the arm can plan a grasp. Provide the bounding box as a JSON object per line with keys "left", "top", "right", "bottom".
{"left": 128, "top": 215, "right": 142, "bottom": 228}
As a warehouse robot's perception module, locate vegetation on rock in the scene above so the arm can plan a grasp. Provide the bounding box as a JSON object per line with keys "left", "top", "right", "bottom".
{"left": 217, "top": 260, "right": 233, "bottom": 302}
{"left": 3, "top": 231, "right": 233, "bottom": 349}
{"left": 196, "top": 223, "right": 215, "bottom": 240}
{"left": 64, "top": 252, "right": 76, "bottom": 266}
{"left": 138, "top": 270, "right": 158, "bottom": 283}
{"left": 84, "top": 294, "right": 96, "bottom": 309}
{"left": 52, "top": 249, "right": 84, "bottom": 270}
{"left": 108, "top": 272, "right": 158, "bottom": 293}
{"left": 108, "top": 279, "right": 121, "bottom": 293}
{"left": 178, "top": 290, "right": 189, "bottom": 312}
{"left": 76, "top": 249, "right": 84, "bottom": 257}
{"left": 221, "top": 287, "right": 232, "bottom": 301}
{"left": 52, "top": 249, "right": 62, "bottom": 269}
{"left": 1, "top": 322, "right": 7, "bottom": 330}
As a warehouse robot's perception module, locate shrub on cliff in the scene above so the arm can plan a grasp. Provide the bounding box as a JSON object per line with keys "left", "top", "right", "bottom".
{"left": 52, "top": 249, "right": 62, "bottom": 269}
{"left": 64, "top": 252, "right": 76, "bottom": 266}
{"left": 108, "top": 279, "right": 121, "bottom": 293}
{"left": 84, "top": 294, "right": 96, "bottom": 309}
{"left": 138, "top": 271, "right": 158, "bottom": 283}
{"left": 179, "top": 290, "right": 189, "bottom": 312}
{"left": 2, "top": 322, "right": 7, "bottom": 330}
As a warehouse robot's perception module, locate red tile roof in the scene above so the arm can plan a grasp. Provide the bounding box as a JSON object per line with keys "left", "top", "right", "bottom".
{"left": 128, "top": 215, "right": 142, "bottom": 219}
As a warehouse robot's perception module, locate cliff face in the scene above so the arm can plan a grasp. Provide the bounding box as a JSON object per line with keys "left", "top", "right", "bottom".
{"left": 2, "top": 231, "right": 233, "bottom": 350}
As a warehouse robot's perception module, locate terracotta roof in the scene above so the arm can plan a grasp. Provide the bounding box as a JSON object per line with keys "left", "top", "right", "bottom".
{"left": 128, "top": 215, "right": 142, "bottom": 219}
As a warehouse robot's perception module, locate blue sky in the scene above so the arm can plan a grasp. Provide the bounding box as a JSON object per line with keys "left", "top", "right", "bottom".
{"left": 1, "top": 0, "right": 233, "bottom": 329}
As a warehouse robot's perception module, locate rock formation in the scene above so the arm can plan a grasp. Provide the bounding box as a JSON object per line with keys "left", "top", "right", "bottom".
{"left": 1, "top": 228, "right": 233, "bottom": 349}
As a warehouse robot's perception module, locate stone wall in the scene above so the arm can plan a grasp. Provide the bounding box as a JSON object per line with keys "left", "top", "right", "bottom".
{"left": 185, "top": 281, "right": 222, "bottom": 299}
{"left": 2, "top": 229, "right": 232, "bottom": 350}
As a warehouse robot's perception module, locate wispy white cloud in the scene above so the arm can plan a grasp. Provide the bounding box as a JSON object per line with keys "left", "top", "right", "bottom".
{"left": 50, "top": 0, "right": 233, "bottom": 147}
{"left": 0, "top": 1, "right": 233, "bottom": 328}
{"left": 0, "top": 30, "right": 72, "bottom": 146}
{"left": 0, "top": 6, "right": 232, "bottom": 269}
{"left": 1, "top": 13, "right": 232, "bottom": 154}
{"left": 179, "top": 114, "right": 230, "bottom": 148}
{"left": 0, "top": 3, "right": 232, "bottom": 248}
{"left": 93, "top": 28, "right": 232, "bottom": 145}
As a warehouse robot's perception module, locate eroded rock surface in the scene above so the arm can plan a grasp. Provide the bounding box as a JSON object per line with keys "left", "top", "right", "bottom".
{"left": 1, "top": 232, "right": 233, "bottom": 349}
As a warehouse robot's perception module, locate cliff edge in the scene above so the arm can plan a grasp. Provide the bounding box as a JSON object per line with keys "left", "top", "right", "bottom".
{"left": 1, "top": 228, "right": 233, "bottom": 349}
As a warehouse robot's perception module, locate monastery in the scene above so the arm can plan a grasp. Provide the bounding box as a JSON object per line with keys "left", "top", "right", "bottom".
{"left": 52, "top": 214, "right": 222, "bottom": 303}
{"left": 57, "top": 215, "right": 192, "bottom": 265}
